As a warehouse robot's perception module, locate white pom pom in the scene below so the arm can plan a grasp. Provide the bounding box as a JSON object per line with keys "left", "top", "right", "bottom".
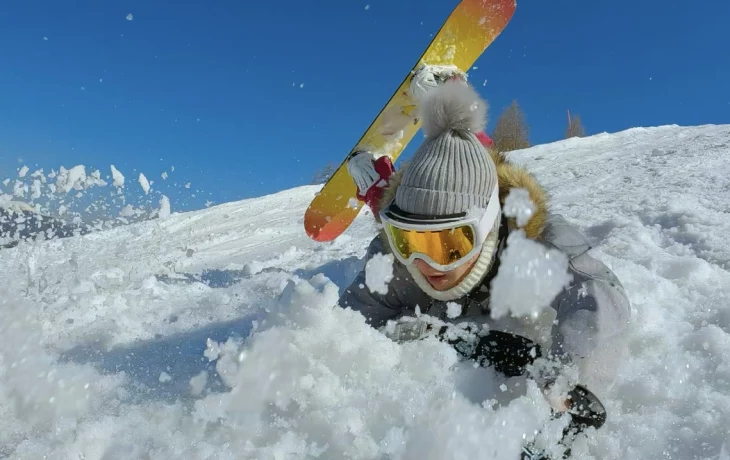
{"left": 419, "top": 80, "right": 488, "bottom": 139}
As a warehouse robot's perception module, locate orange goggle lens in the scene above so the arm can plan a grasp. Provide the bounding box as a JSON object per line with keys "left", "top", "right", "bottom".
{"left": 384, "top": 223, "right": 476, "bottom": 266}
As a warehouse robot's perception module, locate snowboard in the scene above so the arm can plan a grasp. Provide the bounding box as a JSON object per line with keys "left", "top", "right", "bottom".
{"left": 304, "top": 0, "right": 516, "bottom": 242}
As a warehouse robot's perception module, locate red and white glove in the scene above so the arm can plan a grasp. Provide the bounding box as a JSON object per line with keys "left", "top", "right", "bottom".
{"left": 347, "top": 151, "right": 395, "bottom": 215}
{"left": 476, "top": 131, "right": 495, "bottom": 149}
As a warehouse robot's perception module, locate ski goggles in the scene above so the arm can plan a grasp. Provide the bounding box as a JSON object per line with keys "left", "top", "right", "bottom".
{"left": 379, "top": 185, "right": 501, "bottom": 272}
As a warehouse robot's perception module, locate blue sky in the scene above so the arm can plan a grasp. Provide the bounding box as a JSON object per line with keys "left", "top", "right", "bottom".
{"left": 1, "top": 0, "right": 729, "bottom": 213}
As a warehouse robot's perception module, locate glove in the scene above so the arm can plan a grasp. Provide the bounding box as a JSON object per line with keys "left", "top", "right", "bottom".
{"left": 476, "top": 131, "right": 495, "bottom": 149}
{"left": 410, "top": 64, "right": 467, "bottom": 104}
{"left": 382, "top": 317, "right": 606, "bottom": 432}
{"left": 346, "top": 151, "right": 395, "bottom": 215}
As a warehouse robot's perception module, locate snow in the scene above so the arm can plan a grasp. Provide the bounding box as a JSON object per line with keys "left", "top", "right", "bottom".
{"left": 364, "top": 251, "right": 394, "bottom": 295}
{"left": 446, "top": 302, "right": 462, "bottom": 319}
{"left": 18, "top": 165, "right": 29, "bottom": 178}
{"left": 489, "top": 187, "right": 572, "bottom": 320}
{"left": 138, "top": 173, "right": 150, "bottom": 194}
{"left": 110, "top": 165, "right": 125, "bottom": 187}
{"left": 55, "top": 165, "right": 88, "bottom": 193}
{"left": 502, "top": 187, "right": 536, "bottom": 228}
{"left": 489, "top": 229, "right": 572, "bottom": 320}
{"left": 0, "top": 124, "right": 729, "bottom": 458}
{"left": 158, "top": 195, "right": 171, "bottom": 219}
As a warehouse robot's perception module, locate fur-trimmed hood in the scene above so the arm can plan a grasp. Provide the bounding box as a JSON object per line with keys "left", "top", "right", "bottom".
{"left": 376, "top": 148, "right": 550, "bottom": 241}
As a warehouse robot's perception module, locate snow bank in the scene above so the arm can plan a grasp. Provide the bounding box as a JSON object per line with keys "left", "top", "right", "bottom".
{"left": 0, "top": 124, "right": 729, "bottom": 458}
{"left": 192, "top": 275, "right": 552, "bottom": 459}
{"left": 0, "top": 274, "right": 552, "bottom": 459}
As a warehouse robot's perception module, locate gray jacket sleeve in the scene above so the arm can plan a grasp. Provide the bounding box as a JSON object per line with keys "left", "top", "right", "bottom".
{"left": 544, "top": 218, "right": 632, "bottom": 394}
{"left": 337, "top": 235, "right": 428, "bottom": 328}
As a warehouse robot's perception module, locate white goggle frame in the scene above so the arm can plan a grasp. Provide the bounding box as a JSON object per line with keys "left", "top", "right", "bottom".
{"left": 379, "top": 185, "right": 501, "bottom": 272}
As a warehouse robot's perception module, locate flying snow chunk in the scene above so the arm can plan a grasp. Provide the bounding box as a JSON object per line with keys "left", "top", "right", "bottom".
{"left": 31, "top": 180, "right": 42, "bottom": 200}
{"left": 88, "top": 169, "right": 108, "bottom": 187}
{"left": 18, "top": 166, "right": 29, "bottom": 178}
{"left": 720, "top": 441, "right": 730, "bottom": 460}
{"left": 126, "top": 13, "right": 134, "bottom": 21}
{"left": 110, "top": 165, "right": 125, "bottom": 187}
{"left": 189, "top": 371, "right": 208, "bottom": 396}
{"left": 161, "top": 171, "right": 168, "bottom": 180}
{"left": 158, "top": 195, "right": 171, "bottom": 219}
{"left": 365, "top": 252, "right": 394, "bottom": 295}
{"left": 503, "top": 187, "right": 536, "bottom": 228}
{"left": 120, "top": 204, "right": 141, "bottom": 217}
{"left": 13, "top": 180, "right": 27, "bottom": 198}
{"left": 184, "top": 182, "right": 191, "bottom": 189}
{"left": 138, "top": 173, "right": 150, "bottom": 194}
{"left": 446, "top": 302, "right": 462, "bottom": 319}
{"left": 55, "top": 165, "right": 87, "bottom": 193}
{"left": 489, "top": 229, "right": 572, "bottom": 320}
{"left": 365, "top": 4, "right": 371, "bottom": 10}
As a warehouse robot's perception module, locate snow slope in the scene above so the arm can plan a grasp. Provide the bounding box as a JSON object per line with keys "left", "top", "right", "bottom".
{"left": 1, "top": 124, "right": 730, "bottom": 459}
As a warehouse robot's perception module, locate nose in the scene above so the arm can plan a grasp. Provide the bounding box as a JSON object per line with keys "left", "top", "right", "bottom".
{"left": 413, "top": 258, "right": 441, "bottom": 275}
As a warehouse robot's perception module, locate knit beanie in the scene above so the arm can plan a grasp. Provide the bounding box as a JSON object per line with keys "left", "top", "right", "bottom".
{"left": 394, "top": 80, "right": 498, "bottom": 216}
{"left": 396, "top": 80, "right": 501, "bottom": 302}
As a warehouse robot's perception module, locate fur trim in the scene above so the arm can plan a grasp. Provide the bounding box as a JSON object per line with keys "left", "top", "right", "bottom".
{"left": 377, "top": 148, "right": 548, "bottom": 240}
{"left": 487, "top": 149, "right": 549, "bottom": 240}
{"left": 419, "top": 81, "right": 487, "bottom": 139}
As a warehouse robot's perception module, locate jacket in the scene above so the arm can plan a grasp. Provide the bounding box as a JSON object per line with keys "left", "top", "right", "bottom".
{"left": 338, "top": 148, "right": 632, "bottom": 395}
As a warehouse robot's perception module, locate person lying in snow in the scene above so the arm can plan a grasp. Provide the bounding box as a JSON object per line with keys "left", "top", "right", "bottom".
{"left": 337, "top": 79, "right": 632, "bottom": 440}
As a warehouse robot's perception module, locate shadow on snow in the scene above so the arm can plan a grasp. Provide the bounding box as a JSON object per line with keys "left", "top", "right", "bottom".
{"left": 60, "top": 255, "right": 365, "bottom": 404}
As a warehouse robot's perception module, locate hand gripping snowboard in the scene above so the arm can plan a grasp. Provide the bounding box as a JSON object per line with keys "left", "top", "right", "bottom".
{"left": 304, "top": 0, "right": 516, "bottom": 242}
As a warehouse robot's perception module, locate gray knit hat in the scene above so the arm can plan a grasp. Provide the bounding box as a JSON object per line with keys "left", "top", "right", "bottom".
{"left": 395, "top": 81, "right": 498, "bottom": 216}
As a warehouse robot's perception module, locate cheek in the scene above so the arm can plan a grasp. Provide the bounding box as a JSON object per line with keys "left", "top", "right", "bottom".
{"left": 448, "top": 265, "right": 469, "bottom": 280}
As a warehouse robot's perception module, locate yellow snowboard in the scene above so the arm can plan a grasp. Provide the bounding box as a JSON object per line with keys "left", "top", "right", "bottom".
{"left": 305, "top": 0, "right": 516, "bottom": 242}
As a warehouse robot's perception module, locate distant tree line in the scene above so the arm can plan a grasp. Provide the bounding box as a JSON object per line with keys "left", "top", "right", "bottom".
{"left": 312, "top": 100, "right": 589, "bottom": 183}
{"left": 489, "top": 101, "right": 587, "bottom": 153}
